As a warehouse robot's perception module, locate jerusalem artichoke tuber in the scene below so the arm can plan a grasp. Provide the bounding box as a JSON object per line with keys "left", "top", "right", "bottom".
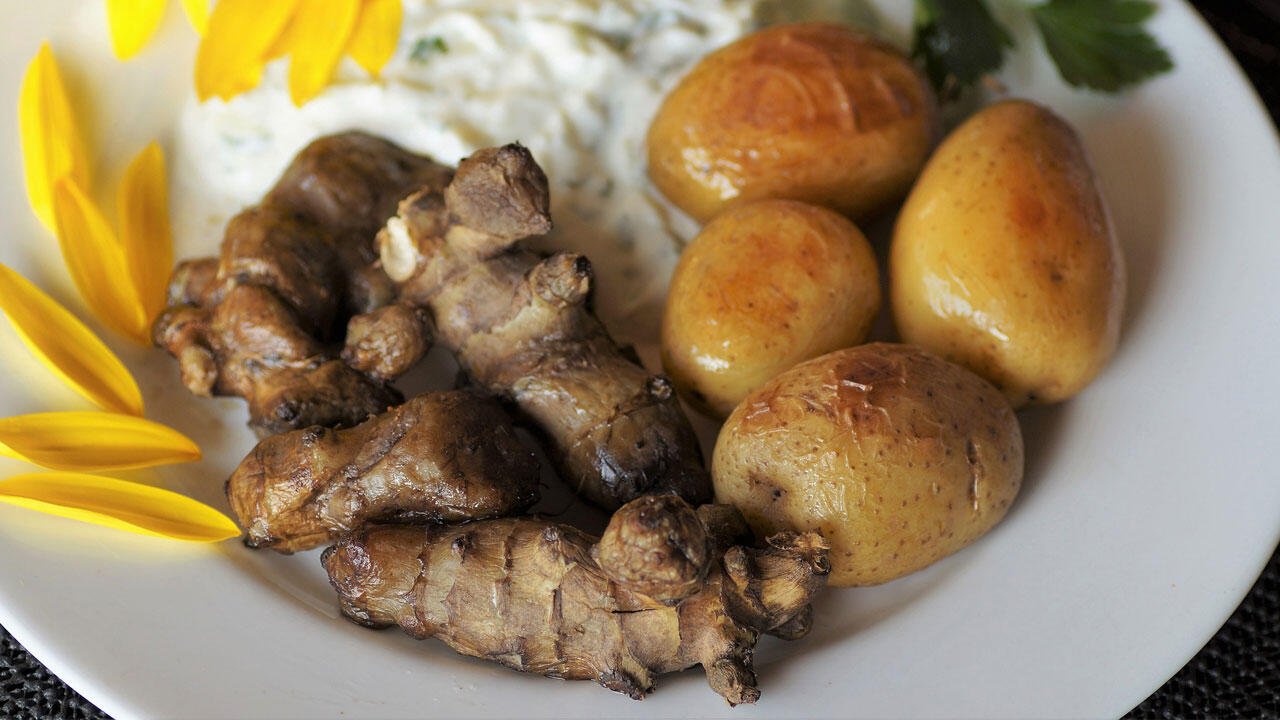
{"left": 323, "top": 495, "right": 829, "bottom": 704}
{"left": 350, "top": 144, "right": 712, "bottom": 509}
{"left": 154, "top": 132, "right": 451, "bottom": 435}
{"left": 229, "top": 390, "right": 540, "bottom": 553}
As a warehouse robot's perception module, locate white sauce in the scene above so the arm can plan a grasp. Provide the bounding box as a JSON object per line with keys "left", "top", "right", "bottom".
{"left": 173, "top": 0, "right": 801, "bottom": 343}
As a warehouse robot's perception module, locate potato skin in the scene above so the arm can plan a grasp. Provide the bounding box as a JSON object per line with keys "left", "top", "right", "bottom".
{"left": 712, "top": 343, "right": 1023, "bottom": 587}
{"left": 890, "top": 100, "right": 1125, "bottom": 407}
{"left": 661, "top": 200, "right": 880, "bottom": 417}
{"left": 646, "top": 22, "right": 938, "bottom": 222}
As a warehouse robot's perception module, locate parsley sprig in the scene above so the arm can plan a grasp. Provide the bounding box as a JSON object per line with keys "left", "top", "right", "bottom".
{"left": 912, "top": 0, "right": 1173, "bottom": 97}
{"left": 1031, "top": 0, "right": 1174, "bottom": 92}
{"left": 914, "top": 0, "right": 1014, "bottom": 98}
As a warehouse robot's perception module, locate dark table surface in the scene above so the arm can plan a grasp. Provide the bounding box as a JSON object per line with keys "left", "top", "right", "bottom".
{"left": 4, "top": 1, "right": 1280, "bottom": 717}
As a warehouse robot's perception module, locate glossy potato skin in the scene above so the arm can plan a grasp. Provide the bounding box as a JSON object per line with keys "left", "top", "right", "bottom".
{"left": 712, "top": 343, "right": 1023, "bottom": 587}
{"left": 890, "top": 100, "right": 1125, "bottom": 407}
{"left": 647, "top": 23, "right": 938, "bottom": 222}
{"left": 661, "top": 200, "right": 880, "bottom": 417}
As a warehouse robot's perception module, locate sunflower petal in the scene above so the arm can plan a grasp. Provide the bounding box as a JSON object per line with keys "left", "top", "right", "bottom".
{"left": 195, "top": 0, "right": 302, "bottom": 102}
{"left": 105, "top": 0, "right": 167, "bottom": 60}
{"left": 347, "top": 0, "right": 402, "bottom": 77}
{"left": 180, "top": 0, "right": 208, "bottom": 35}
{"left": 0, "top": 473, "right": 238, "bottom": 543}
{"left": 287, "top": 0, "right": 361, "bottom": 106}
{"left": 18, "top": 44, "right": 91, "bottom": 231}
{"left": 51, "top": 179, "right": 150, "bottom": 345}
{"left": 0, "top": 412, "right": 199, "bottom": 471}
{"left": 0, "top": 264, "right": 143, "bottom": 416}
{"left": 118, "top": 143, "right": 172, "bottom": 324}
{"left": 264, "top": 8, "right": 306, "bottom": 62}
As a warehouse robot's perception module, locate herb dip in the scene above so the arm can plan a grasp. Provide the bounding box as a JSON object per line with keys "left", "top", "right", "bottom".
{"left": 173, "top": 0, "right": 812, "bottom": 343}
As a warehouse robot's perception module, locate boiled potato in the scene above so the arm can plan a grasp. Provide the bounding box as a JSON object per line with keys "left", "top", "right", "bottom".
{"left": 890, "top": 100, "right": 1125, "bottom": 407}
{"left": 662, "top": 200, "right": 880, "bottom": 417}
{"left": 713, "top": 343, "right": 1023, "bottom": 587}
{"left": 646, "top": 23, "right": 938, "bottom": 222}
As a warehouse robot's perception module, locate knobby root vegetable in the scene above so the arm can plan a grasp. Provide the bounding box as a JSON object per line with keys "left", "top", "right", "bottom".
{"left": 348, "top": 144, "right": 711, "bottom": 509}
{"left": 227, "top": 390, "right": 541, "bottom": 554}
{"left": 323, "top": 495, "right": 830, "bottom": 704}
{"left": 153, "top": 132, "right": 451, "bottom": 435}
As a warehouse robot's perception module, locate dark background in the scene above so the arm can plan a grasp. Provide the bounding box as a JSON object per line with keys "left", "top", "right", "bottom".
{"left": 3, "top": 1, "right": 1279, "bottom": 717}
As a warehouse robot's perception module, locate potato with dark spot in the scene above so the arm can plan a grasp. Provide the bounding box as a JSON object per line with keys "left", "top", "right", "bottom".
{"left": 662, "top": 199, "right": 880, "bottom": 417}
{"left": 646, "top": 23, "right": 938, "bottom": 222}
{"left": 890, "top": 100, "right": 1125, "bottom": 407}
{"left": 712, "top": 343, "right": 1023, "bottom": 587}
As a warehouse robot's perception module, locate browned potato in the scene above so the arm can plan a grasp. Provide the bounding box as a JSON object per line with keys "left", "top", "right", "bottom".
{"left": 646, "top": 23, "right": 938, "bottom": 222}
{"left": 712, "top": 343, "right": 1023, "bottom": 587}
{"left": 891, "top": 100, "right": 1125, "bottom": 407}
{"left": 661, "top": 199, "right": 880, "bottom": 417}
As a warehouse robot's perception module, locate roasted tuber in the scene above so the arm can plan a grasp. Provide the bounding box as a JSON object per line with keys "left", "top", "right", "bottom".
{"left": 154, "top": 132, "right": 452, "bottom": 435}
{"left": 350, "top": 144, "right": 712, "bottom": 510}
{"left": 323, "top": 496, "right": 830, "bottom": 704}
{"left": 228, "top": 390, "right": 540, "bottom": 553}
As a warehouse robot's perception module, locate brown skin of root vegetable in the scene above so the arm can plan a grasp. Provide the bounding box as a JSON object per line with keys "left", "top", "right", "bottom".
{"left": 350, "top": 143, "right": 712, "bottom": 510}
{"left": 589, "top": 495, "right": 713, "bottom": 605}
{"left": 228, "top": 390, "right": 540, "bottom": 554}
{"left": 153, "top": 132, "right": 452, "bottom": 436}
{"left": 323, "top": 496, "right": 830, "bottom": 704}
{"left": 341, "top": 303, "right": 435, "bottom": 382}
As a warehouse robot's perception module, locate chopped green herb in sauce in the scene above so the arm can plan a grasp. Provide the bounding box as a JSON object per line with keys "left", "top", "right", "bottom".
{"left": 410, "top": 36, "right": 449, "bottom": 63}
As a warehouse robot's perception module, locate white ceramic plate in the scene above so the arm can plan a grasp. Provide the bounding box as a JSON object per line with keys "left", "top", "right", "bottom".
{"left": 1, "top": 1, "right": 1278, "bottom": 718}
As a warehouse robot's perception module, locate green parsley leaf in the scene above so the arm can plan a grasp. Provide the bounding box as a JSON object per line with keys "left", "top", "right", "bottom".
{"left": 1030, "top": 0, "right": 1174, "bottom": 92}
{"left": 912, "top": 0, "right": 1014, "bottom": 99}
{"left": 409, "top": 36, "right": 449, "bottom": 64}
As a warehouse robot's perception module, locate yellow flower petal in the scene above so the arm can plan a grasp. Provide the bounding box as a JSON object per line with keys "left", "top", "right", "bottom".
{"left": 263, "top": 9, "right": 305, "bottom": 62}
{"left": 0, "top": 412, "right": 199, "bottom": 471}
{"left": 0, "top": 263, "right": 143, "bottom": 416}
{"left": 347, "top": 0, "right": 402, "bottom": 77}
{"left": 51, "top": 179, "right": 150, "bottom": 345}
{"left": 180, "top": 0, "right": 208, "bottom": 35}
{"left": 105, "top": 0, "right": 167, "bottom": 60}
{"left": 195, "top": 0, "right": 301, "bottom": 102}
{"left": 118, "top": 143, "right": 173, "bottom": 324}
{"left": 0, "top": 473, "right": 238, "bottom": 543}
{"left": 18, "top": 44, "right": 91, "bottom": 231}
{"left": 287, "top": 0, "right": 361, "bottom": 106}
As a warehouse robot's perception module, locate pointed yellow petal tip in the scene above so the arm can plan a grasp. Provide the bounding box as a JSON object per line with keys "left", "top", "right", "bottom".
{"left": 51, "top": 179, "right": 151, "bottom": 346}
{"left": 0, "top": 264, "right": 144, "bottom": 416}
{"left": 347, "top": 0, "right": 402, "bottom": 78}
{"left": 288, "top": 0, "right": 362, "bottom": 106}
{"left": 180, "top": 0, "right": 209, "bottom": 35}
{"left": 106, "top": 0, "right": 167, "bottom": 60}
{"left": 0, "top": 473, "right": 238, "bottom": 543}
{"left": 0, "top": 412, "right": 200, "bottom": 471}
{"left": 195, "top": 0, "right": 303, "bottom": 102}
{"left": 119, "top": 142, "right": 173, "bottom": 324}
{"left": 19, "top": 43, "right": 91, "bottom": 231}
